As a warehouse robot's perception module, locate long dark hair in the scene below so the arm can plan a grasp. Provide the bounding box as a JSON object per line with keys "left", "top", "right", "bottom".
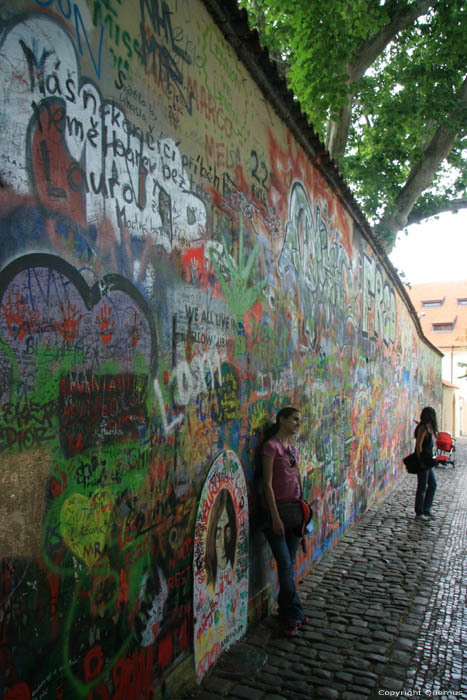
{"left": 205, "top": 488, "right": 237, "bottom": 588}
{"left": 254, "top": 406, "right": 299, "bottom": 474}
{"left": 260, "top": 406, "right": 300, "bottom": 443}
{"left": 415, "top": 406, "right": 438, "bottom": 438}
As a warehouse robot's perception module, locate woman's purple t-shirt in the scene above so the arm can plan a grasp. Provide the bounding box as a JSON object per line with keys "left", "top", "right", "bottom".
{"left": 262, "top": 437, "right": 300, "bottom": 502}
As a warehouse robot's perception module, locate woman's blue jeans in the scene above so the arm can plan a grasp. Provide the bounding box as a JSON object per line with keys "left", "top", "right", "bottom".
{"left": 415, "top": 467, "right": 437, "bottom": 515}
{"left": 264, "top": 527, "right": 303, "bottom": 623}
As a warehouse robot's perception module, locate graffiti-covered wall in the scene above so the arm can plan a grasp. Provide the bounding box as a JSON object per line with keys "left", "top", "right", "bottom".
{"left": 0, "top": 0, "right": 441, "bottom": 696}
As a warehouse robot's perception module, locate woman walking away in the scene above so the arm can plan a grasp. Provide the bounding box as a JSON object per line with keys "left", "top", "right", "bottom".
{"left": 260, "top": 406, "right": 306, "bottom": 637}
{"left": 414, "top": 406, "right": 438, "bottom": 521}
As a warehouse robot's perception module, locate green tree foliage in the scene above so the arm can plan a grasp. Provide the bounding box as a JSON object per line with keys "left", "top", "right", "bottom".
{"left": 239, "top": 0, "right": 467, "bottom": 250}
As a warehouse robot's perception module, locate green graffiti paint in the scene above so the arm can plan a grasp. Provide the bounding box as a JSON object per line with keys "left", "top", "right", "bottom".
{"left": 208, "top": 216, "right": 266, "bottom": 323}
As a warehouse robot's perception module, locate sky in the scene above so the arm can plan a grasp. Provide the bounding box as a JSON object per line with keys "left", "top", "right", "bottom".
{"left": 389, "top": 210, "right": 467, "bottom": 285}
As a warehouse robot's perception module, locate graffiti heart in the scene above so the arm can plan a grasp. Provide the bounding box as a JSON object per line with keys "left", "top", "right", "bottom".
{"left": 60, "top": 490, "right": 114, "bottom": 567}
{"left": 0, "top": 253, "right": 157, "bottom": 399}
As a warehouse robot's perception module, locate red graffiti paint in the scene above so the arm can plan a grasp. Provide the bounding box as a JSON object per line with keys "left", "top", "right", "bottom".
{"left": 180, "top": 246, "right": 221, "bottom": 297}
{"left": 112, "top": 647, "right": 154, "bottom": 700}
{"left": 97, "top": 304, "right": 115, "bottom": 346}
{"left": 84, "top": 645, "right": 105, "bottom": 682}
{"left": 157, "top": 634, "right": 173, "bottom": 670}
{"left": 244, "top": 301, "right": 263, "bottom": 335}
{"left": 31, "top": 100, "right": 86, "bottom": 226}
{"left": 3, "top": 683, "right": 31, "bottom": 700}
{"left": 126, "top": 310, "right": 141, "bottom": 349}
{"left": 1, "top": 292, "right": 30, "bottom": 341}
{"left": 50, "top": 471, "right": 67, "bottom": 498}
{"left": 87, "top": 683, "right": 110, "bottom": 700}
{"left": 116, "top": 569, "right": 129, "bottom": 611}
{"left": 54, "top": 301, "right": 83, "bottom": 343}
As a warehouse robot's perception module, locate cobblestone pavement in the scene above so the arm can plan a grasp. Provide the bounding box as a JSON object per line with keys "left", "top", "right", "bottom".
{"left": 187, "top": 439, "right": 467, "bottom": 700}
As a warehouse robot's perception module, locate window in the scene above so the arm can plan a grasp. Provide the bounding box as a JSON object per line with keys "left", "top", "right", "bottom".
{"left": 422, "top": 299, "right": 444, "bottom": 308}
{"left": 432, "top": 321, "right": 456, "bottom": 332}
{"left": 458, "top": 298, "right": 467, "bottom": 306}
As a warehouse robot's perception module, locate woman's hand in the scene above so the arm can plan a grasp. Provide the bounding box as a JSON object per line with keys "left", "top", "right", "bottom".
{"left": 272, "top": 515, "right": 285, "bottom": 536}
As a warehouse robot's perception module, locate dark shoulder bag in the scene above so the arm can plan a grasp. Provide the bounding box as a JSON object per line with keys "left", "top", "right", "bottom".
{"left": 403, "top": 452, "right": 420, "bottom": 474}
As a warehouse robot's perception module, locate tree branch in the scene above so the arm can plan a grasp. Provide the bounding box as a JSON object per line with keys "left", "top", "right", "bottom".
{"left": 325, "top": 90, "right": 354, "bottom": 157}
{"left": 375, "top": 75, "right": 467, "bottom": 249}
{"left": 407, "top": 198, "right": 467, "bottom": 226}
{"left": 349, "top": 0, "right": 434, "bottom": 82}
{"left": 326, "top": 0, "right": 434, "bottom": 159}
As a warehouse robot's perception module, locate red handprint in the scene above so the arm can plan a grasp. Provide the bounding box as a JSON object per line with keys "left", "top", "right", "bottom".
{"left": 97, "top": 304, "right": 115, "bottom": 346}
{"left": 2, "top": 292, "right": 30, "bottom": 341}
{"left": 54, "top": 302, "right": 82, "bottom": 342}
{"left": 125, "top": 310, "right": 140, "bottom": 349}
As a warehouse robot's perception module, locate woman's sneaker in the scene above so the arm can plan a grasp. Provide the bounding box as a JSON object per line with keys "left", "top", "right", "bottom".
{"left": 283, "top": 620, "right": 301, "bottom": 637}
{"left": 283, "top": 617, "right": 309, "bottom": 637}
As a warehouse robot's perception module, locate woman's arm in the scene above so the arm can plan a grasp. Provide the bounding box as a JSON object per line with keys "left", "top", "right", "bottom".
{"left": 263, "top": 454, "right": 285, "bottom": 536}
{"left": 415, "top": 425, "right": 426, "bottom": 460}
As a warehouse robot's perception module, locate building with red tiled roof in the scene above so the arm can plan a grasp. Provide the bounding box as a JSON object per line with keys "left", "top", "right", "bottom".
{"left": 408, "top": 280, "right": 467, "bottom": 435}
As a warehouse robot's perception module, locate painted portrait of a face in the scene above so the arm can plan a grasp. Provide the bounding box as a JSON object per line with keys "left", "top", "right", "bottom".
{"left": 194, "top": 450, "right": 249, "bottom": 681}
{"left": 205, "top": 489, "right": 237, "bottom": 588}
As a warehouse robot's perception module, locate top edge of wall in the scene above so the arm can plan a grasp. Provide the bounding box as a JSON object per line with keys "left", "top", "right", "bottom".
{"left": 200, "top": 0, "right": 442, "bottom": 358}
